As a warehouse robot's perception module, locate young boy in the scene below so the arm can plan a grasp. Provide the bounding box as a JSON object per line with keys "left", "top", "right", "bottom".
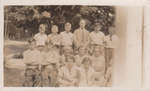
{"left": 23, "top": 39, "right": 42, "bottom": 87}
{"left": 91, "top": 46, "right": 106, "bottom": 86}
{"left": 58, "top": 55, "right": 80, "bottom": 87}
{"left": 34, "top": 24, "right": 48, "bottom": 47}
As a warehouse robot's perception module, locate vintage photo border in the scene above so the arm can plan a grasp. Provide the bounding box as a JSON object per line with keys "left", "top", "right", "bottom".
{"left": 0, "top": 0, "right": 147, "bottom": 91}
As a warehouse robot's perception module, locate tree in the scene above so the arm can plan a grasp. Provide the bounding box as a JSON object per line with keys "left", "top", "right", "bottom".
{"left": 4, "top": 6, "right": 115, "bottom": 39}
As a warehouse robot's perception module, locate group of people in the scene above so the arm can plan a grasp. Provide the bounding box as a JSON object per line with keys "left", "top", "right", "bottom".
{"left": 22, "top": 19, "right": 119, "bottom": 87}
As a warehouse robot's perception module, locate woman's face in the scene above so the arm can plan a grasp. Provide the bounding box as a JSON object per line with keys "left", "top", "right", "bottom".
{"left": 51, "top": 26, "right": 58, "bottom": 33}
{"left": 39, "top": 25, "right": 46, "bottom": 34}
{"left": 65, "top": 23, "right": 71, "bottom": 32}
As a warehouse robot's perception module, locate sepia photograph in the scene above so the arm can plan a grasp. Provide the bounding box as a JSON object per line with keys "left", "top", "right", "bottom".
{"left": 3, "top": 5, "right": 144, "bottom": 87}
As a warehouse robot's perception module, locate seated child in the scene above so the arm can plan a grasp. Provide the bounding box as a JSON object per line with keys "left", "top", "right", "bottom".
{"left": 58, "top": 55, "right": 80, "bottom": 87}
{"left": 78, "top": 57, "right": 95, "bottom": 87}
{"left": 91, "top": 46, "right": 106, "bottom": 87}
{"left": 75, "top": 47, "right": 89, "bottom": 67}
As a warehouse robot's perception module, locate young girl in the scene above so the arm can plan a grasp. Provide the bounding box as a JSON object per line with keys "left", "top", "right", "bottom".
{"left": 48, "top": 25, "right": 60, "bottom": 54}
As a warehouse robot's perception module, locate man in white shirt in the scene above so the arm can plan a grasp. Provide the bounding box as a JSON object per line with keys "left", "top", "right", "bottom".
{"left": 34, "top": 24, "right": 48, "bottom": 47}
{"left": 60, "top": 22, "right": 73, "bottom": 53}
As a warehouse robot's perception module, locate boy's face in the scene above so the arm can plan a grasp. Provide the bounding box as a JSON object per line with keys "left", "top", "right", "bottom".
{"left": 39, "top": 25, "right": 46, "bottom": 34}
{"left": 65, "top": 23, "right": 71, "bottom": 32}
{"left": 80, "top": 20, "right": 86, "bottom": 29}
{"left": 51, "top": 26, "right": 58, "bottom": 33}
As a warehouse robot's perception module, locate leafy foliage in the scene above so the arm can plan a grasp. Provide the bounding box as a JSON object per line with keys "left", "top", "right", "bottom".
{"left": 4, "top": 6, "right": 115, "bottom": 39}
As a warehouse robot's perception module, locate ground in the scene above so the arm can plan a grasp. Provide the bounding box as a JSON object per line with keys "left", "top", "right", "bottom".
{"left": 4, "top": 40, "right": 27, "bottom": 87}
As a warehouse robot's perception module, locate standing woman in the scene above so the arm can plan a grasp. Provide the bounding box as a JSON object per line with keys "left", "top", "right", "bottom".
{"left": 47, "top": 25, "right": 61, "bottom": 54}
{"left": 89, "top": 23, "right": 105, "bottom": 55}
